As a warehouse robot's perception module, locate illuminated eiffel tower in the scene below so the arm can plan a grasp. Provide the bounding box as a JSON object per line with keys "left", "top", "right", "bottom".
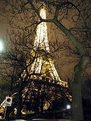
{"left": 17, "top": 7, "right": 71, "bottom": 116}
{"left": 0, "top": 7, "right": 71, "bottom": 120}
{"left": 26, "top": 7, "right": 68, "bottom": 87}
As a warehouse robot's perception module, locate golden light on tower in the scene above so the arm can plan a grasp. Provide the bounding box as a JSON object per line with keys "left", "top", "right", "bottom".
{"left": 27, "top": 7, "right": 68, "bottom": 87}
{"left": 34, "top": 7, "right": 50, "bottom": 52}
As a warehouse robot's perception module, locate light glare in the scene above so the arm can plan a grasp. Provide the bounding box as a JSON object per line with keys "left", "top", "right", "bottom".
{"left": 0, "top": 40, "right": 4, "bottom": 52}
{"left": 66, "top": 104, "right": 71, "bottom": 109}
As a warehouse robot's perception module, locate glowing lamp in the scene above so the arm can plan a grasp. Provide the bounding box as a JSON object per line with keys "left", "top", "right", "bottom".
{"left": 66, "top": 104, "right": 71, "bottom": 109}
{"left": 0, "top": 39, "right": 4, "bottom": 52}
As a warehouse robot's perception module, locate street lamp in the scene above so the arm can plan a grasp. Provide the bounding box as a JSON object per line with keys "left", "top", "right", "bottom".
{"left": 0, "top": 39, "right": 4, "bottom": 52}
{"left": 66, "top": 104, "right": 71, "bottom": 109}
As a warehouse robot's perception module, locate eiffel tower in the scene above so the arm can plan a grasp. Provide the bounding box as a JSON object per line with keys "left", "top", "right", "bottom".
{"left": 0, "top": 7, "right": 71, "bottom": 120}
{"left": 26, "top": 7, "right": 68, "bottom": 88}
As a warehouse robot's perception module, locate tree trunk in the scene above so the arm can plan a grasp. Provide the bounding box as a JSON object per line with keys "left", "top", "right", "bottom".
{"left": 72, "top": 83, "right": 83, "bottom": 121}
{"left": 17, "top": 93, "right": 22, "bottom": 119}
{"left": 71, "top": 56, "right": 90, "bottom": 121}
{"left": 53, "top": 19, "right": 90, "bottom": 121}
{"left": 16, "top": 79, "right": 23, "bottom": 119}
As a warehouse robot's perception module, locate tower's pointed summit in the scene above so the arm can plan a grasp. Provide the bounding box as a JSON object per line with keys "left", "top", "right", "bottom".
{"left": 27, "top": 7, "right": 67, "bottom": 87}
